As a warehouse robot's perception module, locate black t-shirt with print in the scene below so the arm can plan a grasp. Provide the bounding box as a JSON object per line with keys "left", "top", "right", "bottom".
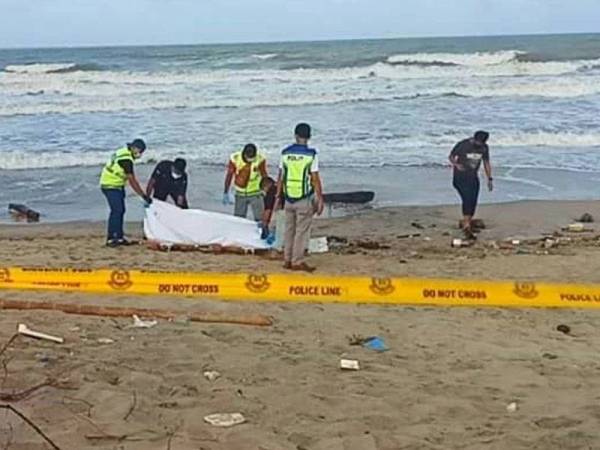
{"left": 450, "top": 138, "right": 489, "bottom": 177}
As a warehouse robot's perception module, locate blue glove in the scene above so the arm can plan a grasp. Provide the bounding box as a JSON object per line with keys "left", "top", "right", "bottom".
{"left": 222, "top": 192, "right": 233, "bottom": 205}
{"left": 266, "top": 232, "right": 276, "bottom": 246}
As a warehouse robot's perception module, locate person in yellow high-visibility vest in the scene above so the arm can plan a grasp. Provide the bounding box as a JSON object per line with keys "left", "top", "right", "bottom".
{"left": 223, "top": 143, "right": 269, "bottom": 222}
{"left": 99, "top": 139, "right": 151, "bottom": 247}
{"left": 275, "top": 123, "right": 324, "bottom": 272}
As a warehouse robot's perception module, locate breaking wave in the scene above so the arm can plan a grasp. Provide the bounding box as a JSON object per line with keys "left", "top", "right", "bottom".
{"left": 3, "top": 62, "right": 104, "bottom": 74}
{"left": 2, "top": 131, "right": 599, "bottom": 170}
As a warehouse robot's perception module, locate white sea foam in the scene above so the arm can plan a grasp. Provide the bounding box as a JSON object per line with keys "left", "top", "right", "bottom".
{"left": 1, "top": 131, "right": 598, "bottom": 171}
{"left": 387, "top": 50, "right": 525, "bottom": 66}
{"left": 4, "top": 63, "right": 79, "bottom": 74}
{"left": 1, "top": 50, "right": 599, "bottom": 116}
{"left": 251, "top": 53, "right": 278, "bottom": 60}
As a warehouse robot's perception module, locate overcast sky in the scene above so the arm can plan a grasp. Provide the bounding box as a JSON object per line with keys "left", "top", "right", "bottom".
{"left": 1, "top": 0, "right": 599, "bottom": 48}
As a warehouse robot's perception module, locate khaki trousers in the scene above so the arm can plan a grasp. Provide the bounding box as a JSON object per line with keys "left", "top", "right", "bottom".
{"left": 284, "top": 198, "right": 314, "bottom": 265}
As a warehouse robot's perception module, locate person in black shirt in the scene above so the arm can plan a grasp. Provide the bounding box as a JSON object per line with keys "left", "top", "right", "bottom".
{"left": 146, "top": 158, "right": 189, "bottom": 209}
{"left": 449, "top": 131, "right": 493, "bottom": 239}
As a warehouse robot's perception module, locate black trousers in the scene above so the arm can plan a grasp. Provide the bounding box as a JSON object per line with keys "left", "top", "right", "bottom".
{"left": 453, "top": 173, "right": 480, "bottom": 217}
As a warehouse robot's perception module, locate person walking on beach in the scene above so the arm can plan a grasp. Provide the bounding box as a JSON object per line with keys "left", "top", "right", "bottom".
{"left": 276, "top": 123, "right": 324, "bottom": 272}
{"left": 449, "top": 131, "right": 493, "bottom": 239}
{"left": 99, "top": 139, "right": 151, "bottom": 247}
{"left": 223, "top": 143, "right": 268, "bottom": 222}
{"left": 146, "top": 158, "right": 189, "bottom": 208}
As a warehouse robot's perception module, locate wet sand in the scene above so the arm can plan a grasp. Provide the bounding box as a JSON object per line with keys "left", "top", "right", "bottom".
{"left": 1, "top": 200, "right": 600, "bottom": 449}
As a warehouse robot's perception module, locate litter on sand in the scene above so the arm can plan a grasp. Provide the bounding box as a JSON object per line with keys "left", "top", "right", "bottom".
{"left": 451, "top": 238, "right": 473, "bottom": 248}
{"left": 97, "top": 338, "right": 115, "bottom": 344}
{"left": 204, "top": 413, "right": 246, "bottom": 427}
{"left": 506, "top": 402, "right": 518, "bottom": 412}
{"left": 308, "top": 237, "right": 329, "bottom": 254}
{"left": 131, "top": 315, "right": 158, "bottom": 329}
{"left": 340, "top": 359, "right": 361, "bottom": 370}
{"left": 17, "top": 323, "right": 64, "bottom": 344}
{"left": 563, "top": 223, "right": 592, "bottom": 233}
{"left": 362, "top": 336, "right": 389, "bottom": 352}
{"left": 203, "top": 371, "right": 221, "bottom": 381}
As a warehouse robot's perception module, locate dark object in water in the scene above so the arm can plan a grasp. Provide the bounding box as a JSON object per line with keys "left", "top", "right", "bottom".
{"left": 8, "top": 204, "right": 40, "bottom": 223}
{"left": 323, "top": 191, "right": 375, "bottom": 204}
{"left": 579, "top": 213, "right": 594, "bottom": 223}
{"left": 556, "top": 324, "right": 571, "bottom": 335}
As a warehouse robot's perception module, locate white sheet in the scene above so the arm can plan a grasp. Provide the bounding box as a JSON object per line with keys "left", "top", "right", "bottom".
{"left": 143, "top": 200, "right": 270, "bottom": 249}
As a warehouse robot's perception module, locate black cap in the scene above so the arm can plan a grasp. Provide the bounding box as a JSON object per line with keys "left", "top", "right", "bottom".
{"left": 242, "top": 143, "right": 257, "bottom": 159}
{"left": 173, "top": 158, "right": 187, "bottom": 174}
{"left": 128, "top": 138, "right": 146, "bottom": 152}
{"left": 474, "top": 131, "right": 489, "bottom": 143}
{"left": 295, "top": 123, "right": 311, "bottom": 139}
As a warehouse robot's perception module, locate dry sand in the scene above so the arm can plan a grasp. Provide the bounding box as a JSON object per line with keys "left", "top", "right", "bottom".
{"left": 1, "top": 200, "right": 600, "bottom": 449}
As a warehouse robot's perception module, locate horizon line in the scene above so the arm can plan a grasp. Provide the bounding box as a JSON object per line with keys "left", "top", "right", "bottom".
{"left": 0, "top": 30, "right": 598, "bottom": 51}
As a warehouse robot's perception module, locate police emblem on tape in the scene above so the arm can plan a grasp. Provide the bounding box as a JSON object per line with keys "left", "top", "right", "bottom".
{"left": 0, "top": 268, "right": 12, "bottom": 283}
{"left": 513, "top": 282, "right": 539, "bottom": 299}
{"left": 108, "top": 270, "right": 133, "bottom": 291}
{"left": 245, "top": 274, "right": 270, "bottom": 293}
{"left": 369, "top": 278, "right": 395, "bottom": 296}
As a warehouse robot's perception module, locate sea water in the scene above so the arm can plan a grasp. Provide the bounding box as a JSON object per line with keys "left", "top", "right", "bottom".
{"left": 1, "top": 34, "right": 599, "bottom": 221}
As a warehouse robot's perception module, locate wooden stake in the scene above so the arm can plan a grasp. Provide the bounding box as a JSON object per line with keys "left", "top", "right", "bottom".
{"left": 0, "top": 299, "right": 273, "bottom": 327}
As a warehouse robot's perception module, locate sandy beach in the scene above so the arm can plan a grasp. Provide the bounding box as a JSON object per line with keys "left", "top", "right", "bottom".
{"left": 2, "top": 199, "right": 600, "bottom": 449}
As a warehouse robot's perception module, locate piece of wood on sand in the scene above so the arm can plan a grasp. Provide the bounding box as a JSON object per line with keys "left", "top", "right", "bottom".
{"left": 0, "top": 299, "right": 273, "bottom": 327}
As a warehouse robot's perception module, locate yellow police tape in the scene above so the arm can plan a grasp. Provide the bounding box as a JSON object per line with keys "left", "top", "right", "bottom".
{"left": 0, "top": 266, "right": 600, "bottom": 308}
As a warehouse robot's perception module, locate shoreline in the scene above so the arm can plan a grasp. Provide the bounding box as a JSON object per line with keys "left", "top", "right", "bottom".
{"left": 1, "top": 197, "right": 597, "bottom": 229}
{"left": 1, "top": 199, "right": 599, "bottom": 283}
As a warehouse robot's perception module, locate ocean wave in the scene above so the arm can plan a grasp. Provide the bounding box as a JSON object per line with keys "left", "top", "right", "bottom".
{"left": 1, "top": 80, "right": 598, "bottom": 116}
{"left": 251, "top": 53, "right": 278, "bottom": 60}
{"left": 1, "top": 131, "right": 599, "bottom": 170}
{"left": 386, "top": 50, "right": 525, "bottom": 66}
{"left": 3, "top": 62, "right": 103, "bottom": 74}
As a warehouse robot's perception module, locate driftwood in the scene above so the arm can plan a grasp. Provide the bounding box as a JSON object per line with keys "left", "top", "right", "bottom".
{"left": 0, "top": 299, "right": 273, "bottom": 327}
{"left": 0, "top": 404, "right": 61, "bottom": 449}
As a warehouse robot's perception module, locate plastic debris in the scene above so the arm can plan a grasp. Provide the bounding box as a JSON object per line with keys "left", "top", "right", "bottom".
{"left": 131, "top": 315, "right": 158, "bottom": 329}
{"left": 97, "top": 338, "right": 115, "bottom": 344}
{"left": 309, "top": 237, "right": 329, "bottom": 254}
{"left": 17, "top": 324, "right": 64, "bottom": 344}
{"left": 452, "top": 238, "right": 473, "bottom": 248}
{"left": 204, "top": 413, "right": 246, "bottom": 427}
{"left": 564, "top": 223, "right": 587, "bottom": 232}
{"left": 340, "top": 359, "right": 360, "bottom": 370}
{"left": 556, "top": 324, "right": 571, "bottom": 335}
{"left": 362, "top": 336, "right": 389, "bottom": 352}
{"left": 506, "top": 402, "right": 518, "bottom": 412}
{"left": 203, "top": 371, "right": 221, "bottom": 381}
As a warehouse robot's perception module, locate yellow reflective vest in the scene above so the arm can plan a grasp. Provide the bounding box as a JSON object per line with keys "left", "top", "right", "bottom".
{"left": 100, "top": 147, "right": 134, "bottom": 188}
{"left": 230, "top": 151, "right": 265, "bottom": 196}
